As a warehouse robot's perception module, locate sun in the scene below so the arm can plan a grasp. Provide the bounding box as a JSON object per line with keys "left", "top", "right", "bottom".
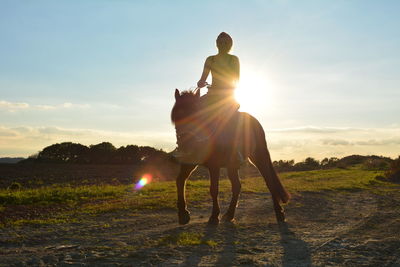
{"left": 234, "top": 71, "right": 274, "bottom": 115}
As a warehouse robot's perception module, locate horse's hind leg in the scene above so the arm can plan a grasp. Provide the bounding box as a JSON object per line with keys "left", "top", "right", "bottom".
{"left": 176, "top": 164, "right": 197, "bottom": 225}
{"left": 249, "top": 148, "right": 288, "bottom": 223}
{"left": 222, "top": 167, "right": 241, "bottom": 222}
{"left": 208, "top": 167, "right": 221, "bottom": 225}
{"left": 272, "top": 195, "right": 285, "bottom": 222}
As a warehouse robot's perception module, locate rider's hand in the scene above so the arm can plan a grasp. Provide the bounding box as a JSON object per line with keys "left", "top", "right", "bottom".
{"left": 197, "top": 80, "right": 207, "bottom": 88}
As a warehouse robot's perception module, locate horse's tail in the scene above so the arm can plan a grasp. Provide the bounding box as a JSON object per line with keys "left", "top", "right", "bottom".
{"left": 247, "top": 115, "right": 291, "bottom": 204}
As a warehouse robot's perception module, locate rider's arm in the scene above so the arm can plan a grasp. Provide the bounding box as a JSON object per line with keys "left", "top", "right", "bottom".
{"left": 197, "top": 56, "right": 212, "bottom": 88}
{"left": 232, "top": 56, "right": 240, "bottom": 85}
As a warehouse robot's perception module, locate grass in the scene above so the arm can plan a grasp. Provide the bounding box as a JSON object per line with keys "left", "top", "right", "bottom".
{"left": 158, "top": 231, "right": 217, "bottom": 247}
{"left": 0, "top": 184, "right": 128, "bottom": 205}
{"left": 12, "top": 218, "right": 78, "bottom": 226}
{"left": 242, "top": 167, "right": 392, "bottom": 193}
{"left": 0, "top": 167, "right": 397, "bottom": 227}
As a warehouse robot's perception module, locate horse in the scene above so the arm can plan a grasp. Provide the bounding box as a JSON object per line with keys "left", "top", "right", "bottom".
{"left": 171, "top": 88, "right": 290, "bottom": 225}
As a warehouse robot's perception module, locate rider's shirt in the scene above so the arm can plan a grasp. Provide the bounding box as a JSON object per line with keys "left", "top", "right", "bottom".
{"left": 208, "top": 54, "right": 239, "bottom": 96}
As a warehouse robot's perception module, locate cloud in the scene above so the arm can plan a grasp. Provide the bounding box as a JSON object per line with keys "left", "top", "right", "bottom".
{"left": 0, "top": 127, "right": 18, "bottom": 137}
{"left": 270, "top": 126, "right": 368, "bottom": 134}
{"left": 321, "top": 139, "right": 351, "bottom": 146}
{"left": 266, "top": 126, "right": 400, "bottom": 161}
{"left": 1, "top": 124, "right": 399, "bottom": 160}
{"left": 37, "top": 126, "right": 88, "bottom": 136}
{"left": 0, "top": 100, "right": 90, "bottom": 112}
{"left": 0, "top": 100, "right": 30, "bottom": 110}
{"left": 320, "top": 138, "right": 400, "bottom": 146}
{"left": 354, "top": 138, "right": 400, "bottom": 146}
{"left": 59, "top": 103, "right": 90, "bottom": 109}
{"left": 0, "top": 125, "right": 175, "bottom": 157}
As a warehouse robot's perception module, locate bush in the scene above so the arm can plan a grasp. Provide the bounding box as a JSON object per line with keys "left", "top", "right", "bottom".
{"left": 8, "top": 182, "right": 22, "bottom": 191}
{"left": 385, "top": 156, "right": 400, "bottom": 182}
{"left": 336, "top": 161, "right": 348, "bottom": 169}
{"left": 293, "top": 157, "right": 320, "bottom": 171}
{"left": 363, "top": 158, "right": 390, "bottom": 171}
{"left": 273, "top": 160, "right": 295, "bottom": 172}
{"left": 321, "top": 157, "right": 339, "bottom": 168}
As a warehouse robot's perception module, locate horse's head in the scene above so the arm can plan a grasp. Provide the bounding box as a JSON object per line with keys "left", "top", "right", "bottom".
{"left": 171, "top": 88, "right": 201, "bottom": 125}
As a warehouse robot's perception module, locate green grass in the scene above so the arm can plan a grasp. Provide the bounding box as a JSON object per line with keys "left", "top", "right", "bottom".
{"left": 158, "top": 231, "right": 217, "bottom": 247}
{"left": 12, "top": 218, "right": 78, "bottom": 226}
{"left": 0, "top": 184, "right": 128, "bottom": 205}
{"left": 0, "top": 168, "right": 393, "bottom": 209}
{"left": 1, "top": 167, "right": 397, "bottom": 227}
{"left": 242, "top": 168, "right": 392, "bottom": 193}
{"left": 77, "top": 181, "right": 215, "bottom": 215}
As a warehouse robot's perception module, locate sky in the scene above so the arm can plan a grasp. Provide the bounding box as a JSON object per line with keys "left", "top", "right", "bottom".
{"left": 0, "top": 0, "right": 399, "bottom": 161}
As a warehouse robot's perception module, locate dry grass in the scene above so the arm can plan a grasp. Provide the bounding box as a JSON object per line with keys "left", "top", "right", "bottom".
{"left": 1, "top": 167, "right": 396, "bottom": 227}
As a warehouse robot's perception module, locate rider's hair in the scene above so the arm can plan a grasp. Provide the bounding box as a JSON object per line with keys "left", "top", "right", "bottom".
{"left": 216, "top": 32, "right": 233, "bottom": 53}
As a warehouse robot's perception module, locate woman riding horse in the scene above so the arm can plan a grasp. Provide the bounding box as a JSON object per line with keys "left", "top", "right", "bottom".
{"left": 172, "top": 32, "right": 290, "bottom": 225}
{"left": 175, "top": 32, "right": 241, "bottom": 164}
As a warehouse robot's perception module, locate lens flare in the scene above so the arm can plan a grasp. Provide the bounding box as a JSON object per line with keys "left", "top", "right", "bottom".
{"left": 234, "top": 69, "right": 275, "bottom": 115}
{"left": 134, "top": 174, "right": 152, "bottom": 190}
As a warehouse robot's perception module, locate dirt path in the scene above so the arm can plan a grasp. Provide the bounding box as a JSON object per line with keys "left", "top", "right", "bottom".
{"left": 1, "top": 189, "right": 400, "bottom": 266}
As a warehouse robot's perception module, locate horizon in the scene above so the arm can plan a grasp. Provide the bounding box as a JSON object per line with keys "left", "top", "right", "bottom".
{"left": 1, "top": 1, "right": 399, "bottom": 161}
{"left": 0, "top": 139, "right": 397, "bottom": 164}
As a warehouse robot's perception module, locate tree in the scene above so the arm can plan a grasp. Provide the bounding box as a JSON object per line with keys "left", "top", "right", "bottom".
{"left": 88, "top": 142, "right": 116, "bottom": 163}
{"left": 321, "top": 158, "right": 329, "bottom": 167}
{"left": 273, "top": 160, "right": 295, "bottom": 172}
{"left": 304, "top": 157, "right": 320, "bottom": 168}
{"left": 293, "top": 157, "right": 320, "bottom": 171}
{"left": 138, "top": 146, "right": 159, "bottom": 162}
{"left": 385, "top": 156, "right": 400, "bottom": 182}
{"left": 38, "top": 142, "right": 89, "bottom": 163}
{"left": 115, "top": 145, "right": 141, "bottom": 164}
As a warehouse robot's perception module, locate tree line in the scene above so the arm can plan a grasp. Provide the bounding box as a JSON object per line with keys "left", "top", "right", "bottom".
{"left": 19, "top": 142, "right": 398, "bottom": 180}
{"left": 22, "top": 142, "right": 173, "bottom": 165}
{"left": 272, "top": 154, "right": 394, "bottom": 172}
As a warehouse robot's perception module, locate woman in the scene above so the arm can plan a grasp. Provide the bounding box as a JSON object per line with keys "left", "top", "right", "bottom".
{"left": 173, "top": 32, "right": 241, "bottom": 164}
{"left": 197, "top": 32, "right": 240, "bottom": 116}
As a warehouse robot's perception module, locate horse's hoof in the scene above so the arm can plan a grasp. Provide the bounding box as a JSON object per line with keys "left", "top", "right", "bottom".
{"left": 275, "top": 211, "right": 286, "bottom": 223}
{"left": 221, "top": 213, "right": 235, "bottom": 223}
{"left": 207, "top": 216, "right": 220, "bottom": 225}
{"left": 178, "top": 210, "right": 190, "bottom": 225}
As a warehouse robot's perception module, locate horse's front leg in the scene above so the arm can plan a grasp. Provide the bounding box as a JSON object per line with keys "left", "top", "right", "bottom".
{"left": 208, "top": 167, "right": 221, "bottom": 225}
{"left": 222, "top": 167, "right": 241, "bottom": 222}
{"left": 176, "top": 164, "right": 197, "bottom": 225}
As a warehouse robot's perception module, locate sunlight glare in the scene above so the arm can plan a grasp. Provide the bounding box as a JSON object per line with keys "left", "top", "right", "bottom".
{"left": 234, "top": 70, "right": 275, "bottom": 115}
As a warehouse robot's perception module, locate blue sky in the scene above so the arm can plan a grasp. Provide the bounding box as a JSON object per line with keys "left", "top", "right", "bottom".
{"left": 1, "top": 0, "right": 399, "bottom": 160}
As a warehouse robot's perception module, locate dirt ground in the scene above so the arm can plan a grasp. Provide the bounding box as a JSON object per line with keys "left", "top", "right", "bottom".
{"left": 1, "top": 188, "right": 400, "bottom": 266}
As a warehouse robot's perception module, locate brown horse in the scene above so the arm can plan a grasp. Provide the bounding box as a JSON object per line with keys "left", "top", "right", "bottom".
{"left": 171, "top": 89, "right": 290, "bottom": 225}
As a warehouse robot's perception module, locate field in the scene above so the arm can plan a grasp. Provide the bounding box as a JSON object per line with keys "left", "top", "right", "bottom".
{"left": 1, "top": 166, "right": 399, "bottom": 266}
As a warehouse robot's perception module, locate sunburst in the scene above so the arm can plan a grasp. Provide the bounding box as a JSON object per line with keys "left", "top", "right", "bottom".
{"left": 234, "top": 70, "right": 274, "bottom": 115}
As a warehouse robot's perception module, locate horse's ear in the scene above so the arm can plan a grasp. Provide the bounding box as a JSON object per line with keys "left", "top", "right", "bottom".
{"left": 174, "top": 89, "right": 180, "bottom": 100}
{"left": 195, "top": 89, "right": 200, "bottom": 98}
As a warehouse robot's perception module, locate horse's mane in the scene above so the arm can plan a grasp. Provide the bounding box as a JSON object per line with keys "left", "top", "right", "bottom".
{"left": 171, "top": 90, "right": 199, "bottom": 124}
{"left": 180, "top": 90, "right": 197, "bottom": 97}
